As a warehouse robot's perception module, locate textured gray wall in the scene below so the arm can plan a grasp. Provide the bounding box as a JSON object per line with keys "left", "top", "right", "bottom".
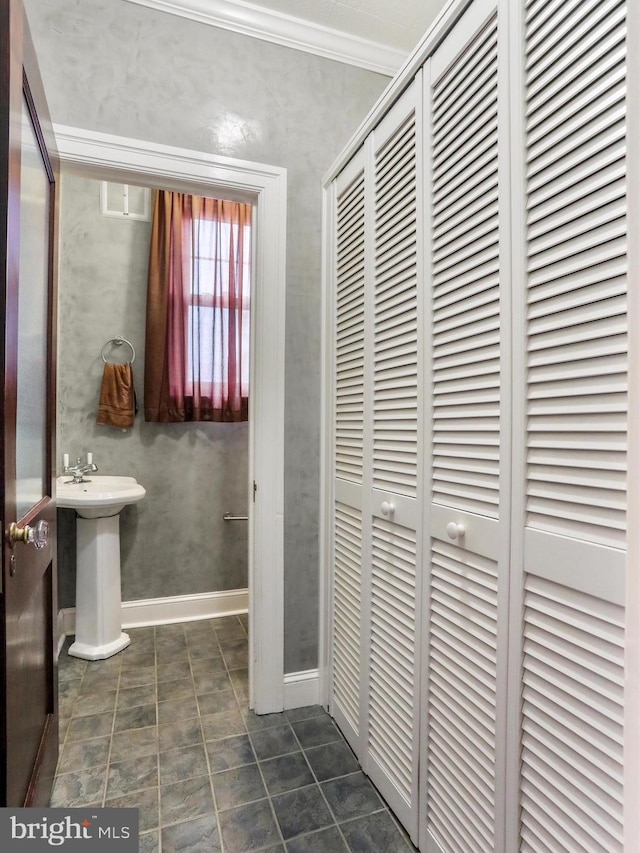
{"left": 25, "top": 0, "right": 387, "bottom": 672}
{"left": 56, "top": 172, "right": 250, "bottom": 609}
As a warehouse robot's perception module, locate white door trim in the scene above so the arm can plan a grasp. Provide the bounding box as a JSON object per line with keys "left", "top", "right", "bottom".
{"left": 53, "top": 124, "right": 287, "bottom": 713}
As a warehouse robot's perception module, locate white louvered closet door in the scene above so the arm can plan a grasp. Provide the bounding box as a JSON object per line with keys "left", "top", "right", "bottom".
{"left": 365, "top": 79, "right": 423, "bottom": 842}
{"left": 517, "top": 1, "right": 628, "bottom": 850}
{"left": 424, "top": 0, "right": 510, "bottom": 850}
{"left": 330, "top": 149, "right": 368, "bottom": 754}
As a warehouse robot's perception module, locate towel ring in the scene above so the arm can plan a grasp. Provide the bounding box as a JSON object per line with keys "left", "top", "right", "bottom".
{"left": 101, "top": 336, "right": 136, "bottom": 364}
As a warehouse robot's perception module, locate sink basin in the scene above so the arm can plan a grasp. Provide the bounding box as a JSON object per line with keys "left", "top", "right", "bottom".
{"left": 56, "top": 475, "right": 146, "bottom": 518}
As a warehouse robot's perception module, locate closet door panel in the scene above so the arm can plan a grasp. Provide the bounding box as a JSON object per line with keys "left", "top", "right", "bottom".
{"left": 368, "top": 515, "right": 417, "bottom": 804}
{"left": 330, "top": 151, "right": 368, "bottom": 752}
{"left": 518, "top": 0, "right": 627, "bottom": 849}
{"left": 372, "top": 92, "right": 420, "bottom": 503}
{"left": 520, "top": 575, "right": 624, "bottom": 852}
{"left": 425, "top": 1, "right": 507, "bottom": 850}
{"left": 367, "top": 79, "right": 423, "bottom": 840}
{"left": 427, "top": 543, "right": 499, "bottom": 852}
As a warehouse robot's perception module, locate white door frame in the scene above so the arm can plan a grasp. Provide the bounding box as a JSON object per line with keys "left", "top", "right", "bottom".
{"left": 54, "top": 124, "right": 287, "bottom": 714}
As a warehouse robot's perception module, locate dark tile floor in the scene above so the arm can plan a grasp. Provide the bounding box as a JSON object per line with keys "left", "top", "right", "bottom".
{"left": 54, "top": 615, "right": 416, "bottom": 852}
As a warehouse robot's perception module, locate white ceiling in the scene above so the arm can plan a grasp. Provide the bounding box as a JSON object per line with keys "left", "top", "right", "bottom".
{"left": 241, "top": 0, "right": 449, "bottom": 53}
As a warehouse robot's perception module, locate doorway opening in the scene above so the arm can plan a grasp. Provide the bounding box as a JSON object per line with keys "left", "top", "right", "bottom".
{"left": 55, "top": 125, "right": 287, "bottom": 713}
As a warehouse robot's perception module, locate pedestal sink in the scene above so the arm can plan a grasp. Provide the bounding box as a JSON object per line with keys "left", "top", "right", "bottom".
{"left": 56, "top": 475, "right": 146, "bottom": 660}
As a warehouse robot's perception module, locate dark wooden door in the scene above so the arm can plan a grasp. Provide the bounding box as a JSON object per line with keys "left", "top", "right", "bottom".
{"left": 0, "top": 0, "right": 59, "bottom": 806}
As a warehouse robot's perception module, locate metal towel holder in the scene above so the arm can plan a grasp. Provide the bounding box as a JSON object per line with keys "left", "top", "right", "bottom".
{"left": 101, "top": 336, "right": 136, "bottom": 364}
{"left": 223, "top": 512, "right": 248, "bottom": 521}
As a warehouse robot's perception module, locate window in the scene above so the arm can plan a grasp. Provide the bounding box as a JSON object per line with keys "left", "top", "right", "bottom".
{"left": 185, "top": 215, "right": 251, "bottom": 399}
{"left": 144, "top": 191, "right": 252, "bottom": 422}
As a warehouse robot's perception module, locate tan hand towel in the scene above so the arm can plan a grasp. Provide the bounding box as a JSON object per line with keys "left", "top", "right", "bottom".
{"left": 96, "top": 362, "right": 137, "bottom": 428}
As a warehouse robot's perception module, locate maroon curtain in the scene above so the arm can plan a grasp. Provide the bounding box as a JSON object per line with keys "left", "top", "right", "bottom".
{"left": 145, "top": 191, "right": 251, "bottom": 422}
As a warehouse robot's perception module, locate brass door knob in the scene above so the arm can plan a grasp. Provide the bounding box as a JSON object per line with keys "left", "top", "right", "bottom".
{"left": 7, "top": 520, "right": 49, "bottom": 549}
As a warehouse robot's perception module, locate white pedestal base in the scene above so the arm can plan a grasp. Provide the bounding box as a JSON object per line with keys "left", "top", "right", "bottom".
{"left": 68, "top": 632, "right": 130, "bottom": 661}
{"left": 68, "top": 515, "right": 130, "bottom": 661}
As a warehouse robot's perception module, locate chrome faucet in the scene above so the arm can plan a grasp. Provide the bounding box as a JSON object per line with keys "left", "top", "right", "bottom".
{"left": 63, "top": 456, "right": 98, "bottom": 484}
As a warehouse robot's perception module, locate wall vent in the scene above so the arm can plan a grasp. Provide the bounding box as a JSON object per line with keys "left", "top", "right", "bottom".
{"left": 99, "top": 181, "right": 151, "bottom": 221}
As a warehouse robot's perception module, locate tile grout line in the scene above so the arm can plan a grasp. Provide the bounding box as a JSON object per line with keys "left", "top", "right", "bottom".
{"left": 190, "top": 619, "right": 225, "bottom": 853}
{"left": 52, "top": 654, "right": 87, "bottom": 803}
{"left": 152, "top": 616, "right": 252, "bottom": 847}
{"left": 108, "top": 637, "right": 160, "bottom": 818}
{"left": 55, "top": 654, "right": 86, "bottom": 777}
{"left": 246, "top": 723, "right": 287, "bottom": 850}
{"left": 210, "top": 615, "right": 287, "bottom": 852}
{"left": 285, "top": 712, "right": 410, "bottom": 851}
{"left": 156, "top": 622, "right": 204, "bottom": 843}
{"left": 287, "top": 718, "right": 351, "bottom": 851}
{"left": 153, "top": 626, "right": 162, "bottom": 853}
{"left": 100, "top": 654, "right": 122, "bottom": 809}
{"left": 215, "top": 615, "right": 286, "bottom": 853}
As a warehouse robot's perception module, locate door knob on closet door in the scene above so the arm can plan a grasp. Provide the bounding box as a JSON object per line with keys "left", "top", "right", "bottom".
{"left": 380, "top": 501, "right": 395, "bottom": 518}
{"left": 446, "top": 521, "right": 465, "bottom": 541}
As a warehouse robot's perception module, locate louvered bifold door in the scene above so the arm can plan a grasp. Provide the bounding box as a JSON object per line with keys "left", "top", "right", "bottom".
{"left": 517, "top": 1, "right": 627, "bottom": 850}
{"left": 365, "top": 78, "right": 423, "bottom": 843}
{"left": 424, "top": 1, "right": 510, "bottom": 851}
{"left": 330, "top": 150, "right": 368, "bottom": 754}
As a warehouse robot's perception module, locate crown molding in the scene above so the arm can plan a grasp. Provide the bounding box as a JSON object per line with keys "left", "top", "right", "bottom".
{"left": 123, "top": 0, "right": 404, "bottom": 76}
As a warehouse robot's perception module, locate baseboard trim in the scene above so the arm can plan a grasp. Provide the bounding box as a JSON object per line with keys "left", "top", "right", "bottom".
{"left": 58, "top": 588, "right": 249, "bottom": 642}
{"left": 123, "top": 589, "right": 249, "bottom": 627}
{"left": 283, "top": 669, "right": 320, "bottom": 710}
